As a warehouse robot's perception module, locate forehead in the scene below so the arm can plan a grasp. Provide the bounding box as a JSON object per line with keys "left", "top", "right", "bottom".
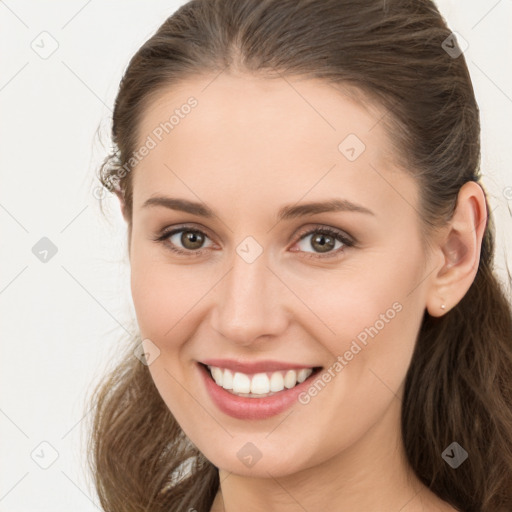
{"left": 131, "top": 73, "right": 415, "bottom": 221}
{"left": 136, "top": 73, "right": 389, "bottom": 156}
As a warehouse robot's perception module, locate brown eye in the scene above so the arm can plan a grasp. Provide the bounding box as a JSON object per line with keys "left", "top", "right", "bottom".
{"left": 156, "top": 227, "right": 214, "bottom": 256}
{"left": 179, "top": 230, "right": 205, "bottom": 250}
{"left": 290, "top": 226, "right": 355, "bottom": 259}
{"left": 309, "top": 232, "right": 336, "bottom": 253}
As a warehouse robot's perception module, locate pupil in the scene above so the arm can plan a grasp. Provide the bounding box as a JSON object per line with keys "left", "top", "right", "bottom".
{"left": 313, "top": 234, "right": 334, "bottom": 253}
{"left": 182, "top": 231, "right": 204, "bottom": 249}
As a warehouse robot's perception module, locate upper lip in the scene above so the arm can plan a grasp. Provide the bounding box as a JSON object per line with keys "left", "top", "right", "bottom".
{"left": 200, "top": 358, "right": 321, "bottom": 374}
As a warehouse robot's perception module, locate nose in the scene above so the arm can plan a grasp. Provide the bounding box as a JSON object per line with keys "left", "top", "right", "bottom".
{"left": 210, "top": 248, "right": 289, "bottom": 346}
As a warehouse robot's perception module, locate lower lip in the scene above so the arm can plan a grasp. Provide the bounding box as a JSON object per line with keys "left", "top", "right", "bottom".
{"left": 198, "top": 362, "right": 320, "bottom": 420}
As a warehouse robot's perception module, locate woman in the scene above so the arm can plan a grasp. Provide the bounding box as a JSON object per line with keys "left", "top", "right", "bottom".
{"left": 87, "top": 0, "right": 512, "bottom": 511}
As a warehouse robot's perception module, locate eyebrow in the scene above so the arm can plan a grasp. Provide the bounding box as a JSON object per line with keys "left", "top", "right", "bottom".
{"left": 142, "top": 196, "right": 375, "bottom": 220}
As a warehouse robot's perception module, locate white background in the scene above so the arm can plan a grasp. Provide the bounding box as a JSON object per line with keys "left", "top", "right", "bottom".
{"left": 1, "top": 1, "right": 511, "bottom": 510}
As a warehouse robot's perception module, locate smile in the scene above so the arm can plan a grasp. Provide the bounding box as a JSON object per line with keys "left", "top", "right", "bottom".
{"left": 198, "top": 362, "right": 323, "bottom": 420}
{"left": 207, "top": 365, "right": 317, "bottom": 397}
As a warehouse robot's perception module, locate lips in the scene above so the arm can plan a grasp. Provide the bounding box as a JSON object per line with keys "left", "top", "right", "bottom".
{"left": 198, "top": 362, "right": 322, "bottom": 420}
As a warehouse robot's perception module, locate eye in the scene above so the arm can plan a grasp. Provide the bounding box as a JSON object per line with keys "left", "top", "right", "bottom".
{"left": 153, "top": 224, "right": 354, "bottom": 259}
{"left": 154, "top": 226, "right": 214, "bottom": 256}
{"left": 290, "top": 226, "right": 354, "bottom": 259}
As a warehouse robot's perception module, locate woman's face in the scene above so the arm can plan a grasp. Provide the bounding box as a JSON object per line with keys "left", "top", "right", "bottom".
{"left": 128, "top": 74, "right": 434, "bottom": 477}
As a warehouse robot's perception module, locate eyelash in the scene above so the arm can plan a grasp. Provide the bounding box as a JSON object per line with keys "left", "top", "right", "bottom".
{"left": 153, "top": 225, "right": 355, "bottom": 260}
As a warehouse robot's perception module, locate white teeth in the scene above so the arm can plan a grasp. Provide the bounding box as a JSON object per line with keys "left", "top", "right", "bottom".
{"left": 211, "top": 366, "right": 223, "bottom": 386}
{"left": 250, "top": 373, "right": 270, "bottom": 394}
{"left": 297, "top": 368, "right": 310, "bottom": 383}
{"left": 269, "top": 371, "right": 284, "bottom": 392}
{"left": 284, "top": 370, "right": 297, "bottom": 389}
{"left": 206, "top": 365, "right": 314, "bottom": 396}
{"left": 232, "top": 372, "right": 251, "bottom": 393}
{"left": 222, "top": 369, "right": 233, "bottom": 390}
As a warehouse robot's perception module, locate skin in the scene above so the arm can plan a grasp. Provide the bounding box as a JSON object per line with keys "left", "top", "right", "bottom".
{"left": 119, "top": 72, "right": 486, "bottom": 511}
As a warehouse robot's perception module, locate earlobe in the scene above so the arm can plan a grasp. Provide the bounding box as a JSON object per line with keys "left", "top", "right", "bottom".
{"left": 114, "top": 188, "right": 132, "bottom": 258}
{"left": 115, "top": 188, "right": 129, "bottom": 222}
{"left": 425, "top": 181, "right": 488, "bottom": 317}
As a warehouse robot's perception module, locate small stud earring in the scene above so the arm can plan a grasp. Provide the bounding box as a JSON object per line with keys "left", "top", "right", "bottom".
{"left": 441, "top": 304, "right": 446, "bottom": 310}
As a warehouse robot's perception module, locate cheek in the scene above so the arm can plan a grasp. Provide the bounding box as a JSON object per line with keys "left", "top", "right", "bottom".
{"left": 129, "top": 241, "right": 209, "bottom": 341}
{"left": 130, "top": 265, "right": 174, "bottom": 340}
{"left": 285, "top": 261, "right": 423, "bottom": 458}
{"left": 289, "top": 248, "right": 425, "bottom": 380}
{"left": 129, "top": 256, "right": 206, "bottom": 409}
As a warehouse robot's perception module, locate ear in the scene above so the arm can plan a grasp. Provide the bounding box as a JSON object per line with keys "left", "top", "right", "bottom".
{"left": 114, "top": 187, "right": 132, "bottom": 258}
{"left": 114, "top": 188, "right": 129, "bottom": 223}
{"left": 425, "top": 181, "right": 488, "bottom": 317}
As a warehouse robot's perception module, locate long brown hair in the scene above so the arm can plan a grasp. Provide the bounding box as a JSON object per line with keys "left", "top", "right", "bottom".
{"left": 87, "top": 1, "right": 512, "bottom": 510}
